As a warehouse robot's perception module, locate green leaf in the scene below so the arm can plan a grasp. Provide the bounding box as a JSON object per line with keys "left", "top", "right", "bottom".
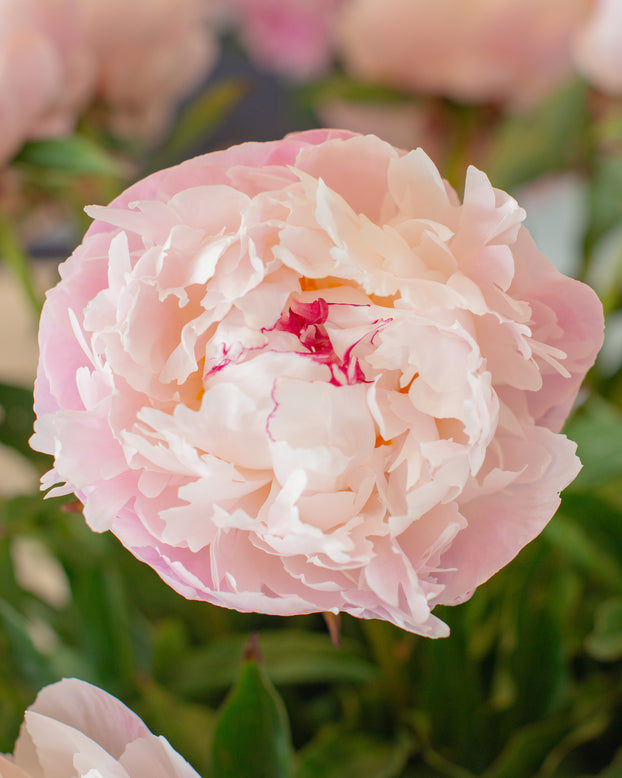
{"left": 70, "top": 562, "right": 138, "bottom": 690}
{"left": 545, "top": 515, "right": 622, "bottom": 591}
{"left": 585, "top": 156, "right": 622, "bottom": 255}
{"left": 134, "top": 680, "right": 215, "bottom": 775}
{"left": 295, "top": 730, "right": 413, "bottom": 778}
{"left": 585, "top": 596, "right": 622, "bottom": 661}
{"left": 564, "top": 399, "right": 622, "bottom": 491}
{"left": 0, "top": 383, "right": 49, "bottom": 468}
{"left": 152, "top": 79, "right": 247, "bottom": 168}
{"left": 14, "top": 135, "right": 125, "bottom": 177}
{"left": 485, "top": 79, "right": 590, "bottom": 191}
{"left": 0, "top": 214, "right": 42, "bottom": 314}
{"left": 211, "top": 636, "right": 293, "bottom": 778}
{"left": 167, "top": 629, "right": 376, "bottom": 697}
{"left": 300, "top": 72, "right": 412, "bottom": 107}
{"left": 0, "top": 597, "right": 57, "bottom": 689}
{"left": 416, "top": 607, "right": 491, "bottom": 773}
{"left": 480, "top": 716, "right": 575, "bottom": 778}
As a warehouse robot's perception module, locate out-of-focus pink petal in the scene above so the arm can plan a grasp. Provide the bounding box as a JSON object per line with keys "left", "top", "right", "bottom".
{"left": 7, "top": 678, "right": 200, "bottom": 778}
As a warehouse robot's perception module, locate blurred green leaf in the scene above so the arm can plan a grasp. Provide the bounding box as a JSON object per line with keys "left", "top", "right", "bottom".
{"left": 134, "top": 680, "right": 215, "bottom": 775}
{"left": 564, "top": 399, "right": 622, "bottom": 491}
{"left": 585, "top": 597, "right": 622, "bottom": 661}
{"left": 211, "top": 637, "right": 293, "bottom": 778}
{"left": 70, "top": 563, "right": 140, "bottom": 691}
{"left": 0, "top": 597, "right": 57, "bottom": 689}
{"left": 300, "top": 72, "right": 412, "bottom": 106}
{"left": 0, "top": 214, "right": 42, "bottom": 314}
{"left": 585, "top": 156, "right": 622, "bottom": 255}
{"left": 0, "top": 383, "right": 49, "bottom": 468}
{"left": 167, "top": 629, "right": 376, "bottom": 696}
{"left": 416, "top": 608, "right": 491, "bottom": 773}
{"left": 547, "top": 503, "right": 622, "bottom": 591}
{"left": 486, "top": 80, "right": 590, "bottom": 191}
{"left": 14, "top": 135, "right": 125, "bottom": 177}
{"left": 152, "top": 79, "right": 247, "bottom": 168}
{"left": 480, "top": 716, "right": 575, "bottom": 778}
{"left": 295, "top": 729, "right": 412, "bottom": 778}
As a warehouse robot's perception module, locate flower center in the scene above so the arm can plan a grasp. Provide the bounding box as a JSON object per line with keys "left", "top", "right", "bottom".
{"left": 271, "top": 297, "right": 367, "bottom": 387}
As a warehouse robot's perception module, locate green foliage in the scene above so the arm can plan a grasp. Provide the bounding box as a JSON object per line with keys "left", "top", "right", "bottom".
{"left": 14, "top": 135, "right": 126, "bottom": 177}
{"left": 211, "top": 638, "right": 294, "bottom": 778}
{"left": 0, "top": 382, "right": 43, "bottom": 466}
{"left": 485, "top": 80, "right": 591, "bottom": 191}
{"left": 151, "top": 78, "right": 248, "bottom": 169}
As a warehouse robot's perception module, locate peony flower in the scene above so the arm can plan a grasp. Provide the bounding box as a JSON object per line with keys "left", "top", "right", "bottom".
{"left": 336, "top": 0, "right": 593, "bottom": 110}
{"left": 229, "top": 0, "right": 344, "bottom": 81}
{"left": 573, "top": 0, "right": 622, "bottom": 95}
{"left": 0, "top": 678, "right": 200, "bottom": 777}
{"left": 31, "top": 130, "right": 603, "bottom": 636}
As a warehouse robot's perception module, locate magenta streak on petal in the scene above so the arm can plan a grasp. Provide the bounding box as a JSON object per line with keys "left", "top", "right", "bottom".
{"left": 266, "top": 297, "right": 381, "bottom": 387}
{"left": 204, "top": 357, "right": 231, "bottom": 379}
{"left": 265, "top": 379, "right": 280, "bottom": 443}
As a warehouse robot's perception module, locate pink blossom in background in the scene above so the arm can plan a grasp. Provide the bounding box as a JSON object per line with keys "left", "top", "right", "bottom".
{"left": 0, "top": 0, "right": 219, "bottom": 167}
{"left": 82, "top": 0, "right": 219, "bottom": 143}
{"left": 0, "top": 0, "right": 95, "bottom": 166}
{"left": 574, "top": 0, "right": 622, "bottom": 95}
{"left": 0, "top": 678, "right": 200, "bottom": 777}
{"left": 230, "top": 0, "right": 344, "bottom": 80}
{"left": 336, "top": 0, "right": 593, "bottom": 110}
{"left": 31, "top": 130, "right": 603, "bottom": 636}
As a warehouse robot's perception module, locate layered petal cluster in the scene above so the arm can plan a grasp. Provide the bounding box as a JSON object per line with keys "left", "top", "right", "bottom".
{"left": 0, "top": 678, "right": 199, "bottom": 777}
{"left": 336, "top": 0, "right": 593, "bottom": 110}
{"left": 32, "top": 130, "right": 603, "bottom": 636}
{"left": 0, "top": 0, "right": 217, "bottom": 166}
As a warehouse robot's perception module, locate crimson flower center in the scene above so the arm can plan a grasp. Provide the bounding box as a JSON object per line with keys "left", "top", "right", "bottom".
{"left": 271, "top": 297, "right": 367, "bottom": 386}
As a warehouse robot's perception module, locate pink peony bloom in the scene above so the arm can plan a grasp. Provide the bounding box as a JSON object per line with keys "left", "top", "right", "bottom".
{"left": 31, "top": 130, "right": 603, "bottom": 636}
{"left": 229, "top": 0, "right": 344, "bottom": 80}
{"left": 574, "top": 0, "right": 622, "bottom": 95}
{"left": 336, "top": 0, "right": 593, "bottom": 110}
{"left": 0, "top": 678, "right": 200, "bottom": 777}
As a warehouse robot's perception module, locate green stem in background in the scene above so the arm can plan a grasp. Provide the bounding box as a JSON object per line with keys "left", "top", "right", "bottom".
{"left": 0, "top": 211, "right": 42, "bottom": 316}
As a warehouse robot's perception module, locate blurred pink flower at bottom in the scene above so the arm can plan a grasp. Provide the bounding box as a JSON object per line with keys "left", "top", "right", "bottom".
{"left": 0, "top": 678, "right": 200, "bottom": 777}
